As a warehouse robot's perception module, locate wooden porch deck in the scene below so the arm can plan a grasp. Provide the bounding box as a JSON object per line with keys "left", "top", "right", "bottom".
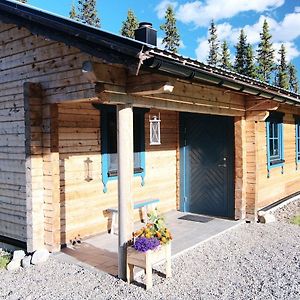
{"left": 60, "top": 210, "right": 241, "bottom": 276}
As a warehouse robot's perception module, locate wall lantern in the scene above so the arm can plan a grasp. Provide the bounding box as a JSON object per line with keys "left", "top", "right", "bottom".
{"left": 149, "top": 113, "right": 161, "bottom": 145}
{"left": 84, "top": 157, "right": 93, "bottom": 182}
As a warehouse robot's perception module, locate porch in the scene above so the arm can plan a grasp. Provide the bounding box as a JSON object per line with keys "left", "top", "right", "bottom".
{"left": 61, "top": 210, "right": 241, "bottom": 276}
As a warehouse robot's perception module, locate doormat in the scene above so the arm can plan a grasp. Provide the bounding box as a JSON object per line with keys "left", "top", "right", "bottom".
{"left": 178, "top": 214, "right": 213, "bottom": 223}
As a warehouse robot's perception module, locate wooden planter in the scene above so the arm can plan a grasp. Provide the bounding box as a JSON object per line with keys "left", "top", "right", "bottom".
{"left": 127, "top": 243, "right": 172, "bottom": 290}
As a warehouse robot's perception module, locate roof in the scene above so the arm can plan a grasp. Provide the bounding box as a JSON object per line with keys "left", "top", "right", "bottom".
{"left": 1, "top": 0, "right": 300, "bottom": 105}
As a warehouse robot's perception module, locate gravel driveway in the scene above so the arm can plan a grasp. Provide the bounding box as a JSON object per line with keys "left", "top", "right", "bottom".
{"left": 0, "top": 222, "right": 299, "bottom": 300}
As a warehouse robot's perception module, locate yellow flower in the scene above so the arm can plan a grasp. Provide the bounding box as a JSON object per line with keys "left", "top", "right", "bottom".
{"left": 161, "top": 237, "right": 167, "bottom": 243}
{"left": 145, "top": 233, "right": 151, "bottom": 239}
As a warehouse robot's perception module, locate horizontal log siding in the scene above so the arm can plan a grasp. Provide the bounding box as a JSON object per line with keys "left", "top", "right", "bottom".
{"left": 0, "top": 24, "right": 95, "bottom": 245}
{"left": 58, "top": 103, "right": 178, "bottom": 243}
{"left": 256, "top": 104, "right": 300, "bottom": 210}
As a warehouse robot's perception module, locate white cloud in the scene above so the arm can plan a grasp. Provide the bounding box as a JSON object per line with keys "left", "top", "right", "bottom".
{"left": 295, "top": 6, "right": 300, "bottom": 13}
{"left": 274, "top": 42, "right": 300, "bottom": 62}
{"left": 157, "top": 37, "right": 164, "bottom": 49}
{"left": 176, "top": 0, "right": 284, "bottom": 27}
{"left": 155, "top": 0, "right": 178, "bottom": 19}
{"left": 195, "top": 38, "right": 209, "bottom": 62}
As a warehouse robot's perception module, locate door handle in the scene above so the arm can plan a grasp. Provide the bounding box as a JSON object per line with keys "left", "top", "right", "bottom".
{"left": 218, "top": 164, "right": 227, "bottom": 167}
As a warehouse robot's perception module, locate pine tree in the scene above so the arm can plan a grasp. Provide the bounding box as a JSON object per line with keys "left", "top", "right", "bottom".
{"left": 288, "top": 63, "right": 299, "bottom": 93}
{"left": 207, "top": 20, "right": 219, "bottom": 66}
{"left": 245, "top": 44, "right": 257, "bottom": 78}
{"left": 120, "top": 9, "right": 139, "bottom": 39}
{"left": 77, "top": 0, "right": 100, "bottom": 28}
{"left": 256, "top": 20, "right": 275, "bottom": 83}
{"left": 276, "top": 44, "right": 289, "bottom": 90}
{"left": 69, "top": 2, "right": 78, "bottom": 21}
{"left": 160, "top": 5, "right": 180, "bottom": 53}
{"left": 234, "top": 29, "right": 247, "bottom": 75}
{"left": 220, "top": 41, "right": 232, "bottom": 70}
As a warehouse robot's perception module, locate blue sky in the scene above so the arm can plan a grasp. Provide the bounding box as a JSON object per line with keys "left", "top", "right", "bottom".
{"left": 24, "top": 0, "right": 300, "bottom": 75}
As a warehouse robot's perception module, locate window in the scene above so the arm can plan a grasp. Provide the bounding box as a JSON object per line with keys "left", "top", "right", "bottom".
{"left": 99, "top": 105, "right": 146, "bottom": 192}
{"left": 295, "top": 116, "right": 300, "bottom": 164}
{"left": 266, "top": 112, "right": 284, "bottom": 176}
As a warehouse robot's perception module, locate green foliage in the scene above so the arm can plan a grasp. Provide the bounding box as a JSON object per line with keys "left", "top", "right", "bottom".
{"left": 245, "top": 44, "right": 257, "bottom": 78}
{"left": 276, "top": 44, "right": 289, "bottom": 90}
{"left": 207, "top": 20, "right": 219, "bottom": 66}
{"left": 291, "top": 215, "right": 300, "bottom": 226}
{"left": 69, "top": 2, "right": 78, "bottom": 21}
{"left": 0, "top": 250, "right": 11, "bottom": 269}
{"left": 288, "top": 63, "right": 299, "bottom": 94}
{"left": 234, "top": 29, "right": 248, "bottom": 75}
{"left": 160, "top": 5, "right": 180, "bottom": 53}
{"left": 256, "top": 20, "right": 275, "bottom": 83}
{"left": 120, "top": 9, "right": 139, "bottom": 39}
{"left": 220, "top": 41, "right": 232, "bottom": 70}
{"left": 77, "top": 0, "right": 100, "bottom": 28}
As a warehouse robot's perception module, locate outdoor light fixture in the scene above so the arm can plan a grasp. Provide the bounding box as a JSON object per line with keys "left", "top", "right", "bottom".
{"left": 84, "top": 157, "right": 93, "bottom": 182}
{"left": 149, "top": 113, "right": 161, "bottom": 145}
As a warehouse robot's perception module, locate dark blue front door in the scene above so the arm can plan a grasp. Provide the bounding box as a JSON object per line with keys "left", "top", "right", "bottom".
{"left": 180, "top": 113, "right": 234, "bottom": 218}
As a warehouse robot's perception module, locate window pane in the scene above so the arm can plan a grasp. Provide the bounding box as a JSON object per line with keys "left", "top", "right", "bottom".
{"left": 134, "top": 152, "right": 141, "bottom": 169}
{"left": 106, "top": 109, "right": 144, "bottom": 174}
{"left": 269, "top": 122, "right": 273, "bottom": 137}
{"left": 269, "top": 139, "right": 274, "bottom": 157}
{"left": 273, "top": 123, "right": 278, "bottom": 138}
{"left": 273, "top": 139, "right": 279, "bottom": 157}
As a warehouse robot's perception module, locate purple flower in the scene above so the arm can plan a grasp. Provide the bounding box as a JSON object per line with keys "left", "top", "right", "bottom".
{"left": 133, "top": 237, "right": 160, "bottom": 252}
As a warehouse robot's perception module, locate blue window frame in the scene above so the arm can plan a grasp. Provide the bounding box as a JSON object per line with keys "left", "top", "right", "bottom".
{"left": 98, "top": 105, "right": 146, "bottom": 192}
{"left": 266, "top": 112, "right": 284, "bottom": 177}
{"left": 295, "top": 116, "right": 300, "bottom": 165}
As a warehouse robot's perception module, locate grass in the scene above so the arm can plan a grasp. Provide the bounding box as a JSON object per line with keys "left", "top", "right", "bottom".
{"left": 0, "top": 254, "right": 11, "bottom": 269}
{"left": 291, "top": 215, "right": 300, "bottom": 226}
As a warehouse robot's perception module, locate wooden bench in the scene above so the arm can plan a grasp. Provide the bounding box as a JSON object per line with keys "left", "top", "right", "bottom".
{"left": 107, "top": 199, "right": 160, "bottom": 235}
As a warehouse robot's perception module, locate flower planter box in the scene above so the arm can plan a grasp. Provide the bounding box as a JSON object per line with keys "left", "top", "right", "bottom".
{"left": 127, "top": 243, "right": 171, "bottom": 290}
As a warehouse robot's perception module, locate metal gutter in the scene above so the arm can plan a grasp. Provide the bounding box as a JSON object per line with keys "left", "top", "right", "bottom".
{"left": 144, "top": 55, "right": 300, "bottom": 105}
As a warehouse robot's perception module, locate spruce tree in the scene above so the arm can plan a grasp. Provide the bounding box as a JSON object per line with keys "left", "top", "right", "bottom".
{"left": 120, "top": 9, "right": 139, "bottom": 39}
{"left": 220, "top": 41, "right": 232, "bottom": 70}
{"left": 276, "top": 44, "right": 289, "bottom": 90}
{"left": 69, "top": 2, "right": 78, "bottom": 21}
{"left": 160, "top": 5, "right": 180, "bottom": 53}
{"left": 207, "top": 20, "right": 219, "bottom": 66}
{"left": 245, "top": 44, "right": 257, "bottom": 78}
{"left": 234, "top": 29, "right": 247, "bottom": 75}
{"left": 77, "top": 0, "right": 100, "bottom": 28}
{"left": 256, "top": 20, "right": 275, "bottom": 83}
{"left": 288, "top": 63, "right": 299, "bottom": 93}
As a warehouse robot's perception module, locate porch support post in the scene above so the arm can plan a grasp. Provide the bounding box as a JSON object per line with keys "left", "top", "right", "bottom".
{"left": 117, "top": 104, "right": 134, "bottom": 280}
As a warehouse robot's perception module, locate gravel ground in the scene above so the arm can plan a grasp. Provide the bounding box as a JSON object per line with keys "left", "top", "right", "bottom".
{"left": 1, "top": 221, "right": 300, "bottom": 300}
{"left": 273, "top": 198, "right": 300, "bottom": 223}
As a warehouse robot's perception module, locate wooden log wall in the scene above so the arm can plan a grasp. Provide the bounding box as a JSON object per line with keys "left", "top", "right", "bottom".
{"left": 57, "top": 103, "right": 177, "bottom": 244}
{"left": 0, "top": 23, "right": 96, "bottom": 247}
{"left": 256, "top": 104, "right": 300, "bottom": 210}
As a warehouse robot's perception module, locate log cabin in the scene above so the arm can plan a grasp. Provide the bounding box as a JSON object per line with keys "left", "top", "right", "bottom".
{"left": 1, "top": 0, "right": 300, "bottom": 277}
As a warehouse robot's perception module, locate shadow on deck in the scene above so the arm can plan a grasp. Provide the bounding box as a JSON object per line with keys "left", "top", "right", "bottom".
{"left": 60, "top": 210, "right": 241, "bottom": 276}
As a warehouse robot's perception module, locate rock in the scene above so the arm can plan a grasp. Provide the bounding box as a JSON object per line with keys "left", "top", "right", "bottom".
{"left": 21, "top": 255, "right": 32, "bottom": 268}
{"left": 6, "top": 259, "right": 20, "bottom": 271}
{"left": 13, "top": 250, "right": 25, "bottom": 260}
{"left": 259, "top": 213, "right": 276, "bottom": 224}
{"left": 31, "top": 249, "right": 49, "bottom": 265}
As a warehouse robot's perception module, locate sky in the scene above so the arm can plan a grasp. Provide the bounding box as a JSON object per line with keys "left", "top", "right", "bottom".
{"left": 23, "top": 0, "right": 300, "bottom": 77}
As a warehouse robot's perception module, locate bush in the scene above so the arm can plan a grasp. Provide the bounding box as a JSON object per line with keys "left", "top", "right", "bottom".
{"left": 291, "top": 215, "right": 300, "bottom": 226}
{"left": 0, "top": 249, "right": 11, "bottom": 269}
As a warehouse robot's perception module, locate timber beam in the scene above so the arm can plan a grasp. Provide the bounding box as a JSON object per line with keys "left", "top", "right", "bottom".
{"left": 95, "top": 83, "right": 244, "bottom": 116}
{"left": 246, "top": 98, "right": 279, "bottom": 111}
{"left": 83, "top": 61, "right": 175, "bottom": 96}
